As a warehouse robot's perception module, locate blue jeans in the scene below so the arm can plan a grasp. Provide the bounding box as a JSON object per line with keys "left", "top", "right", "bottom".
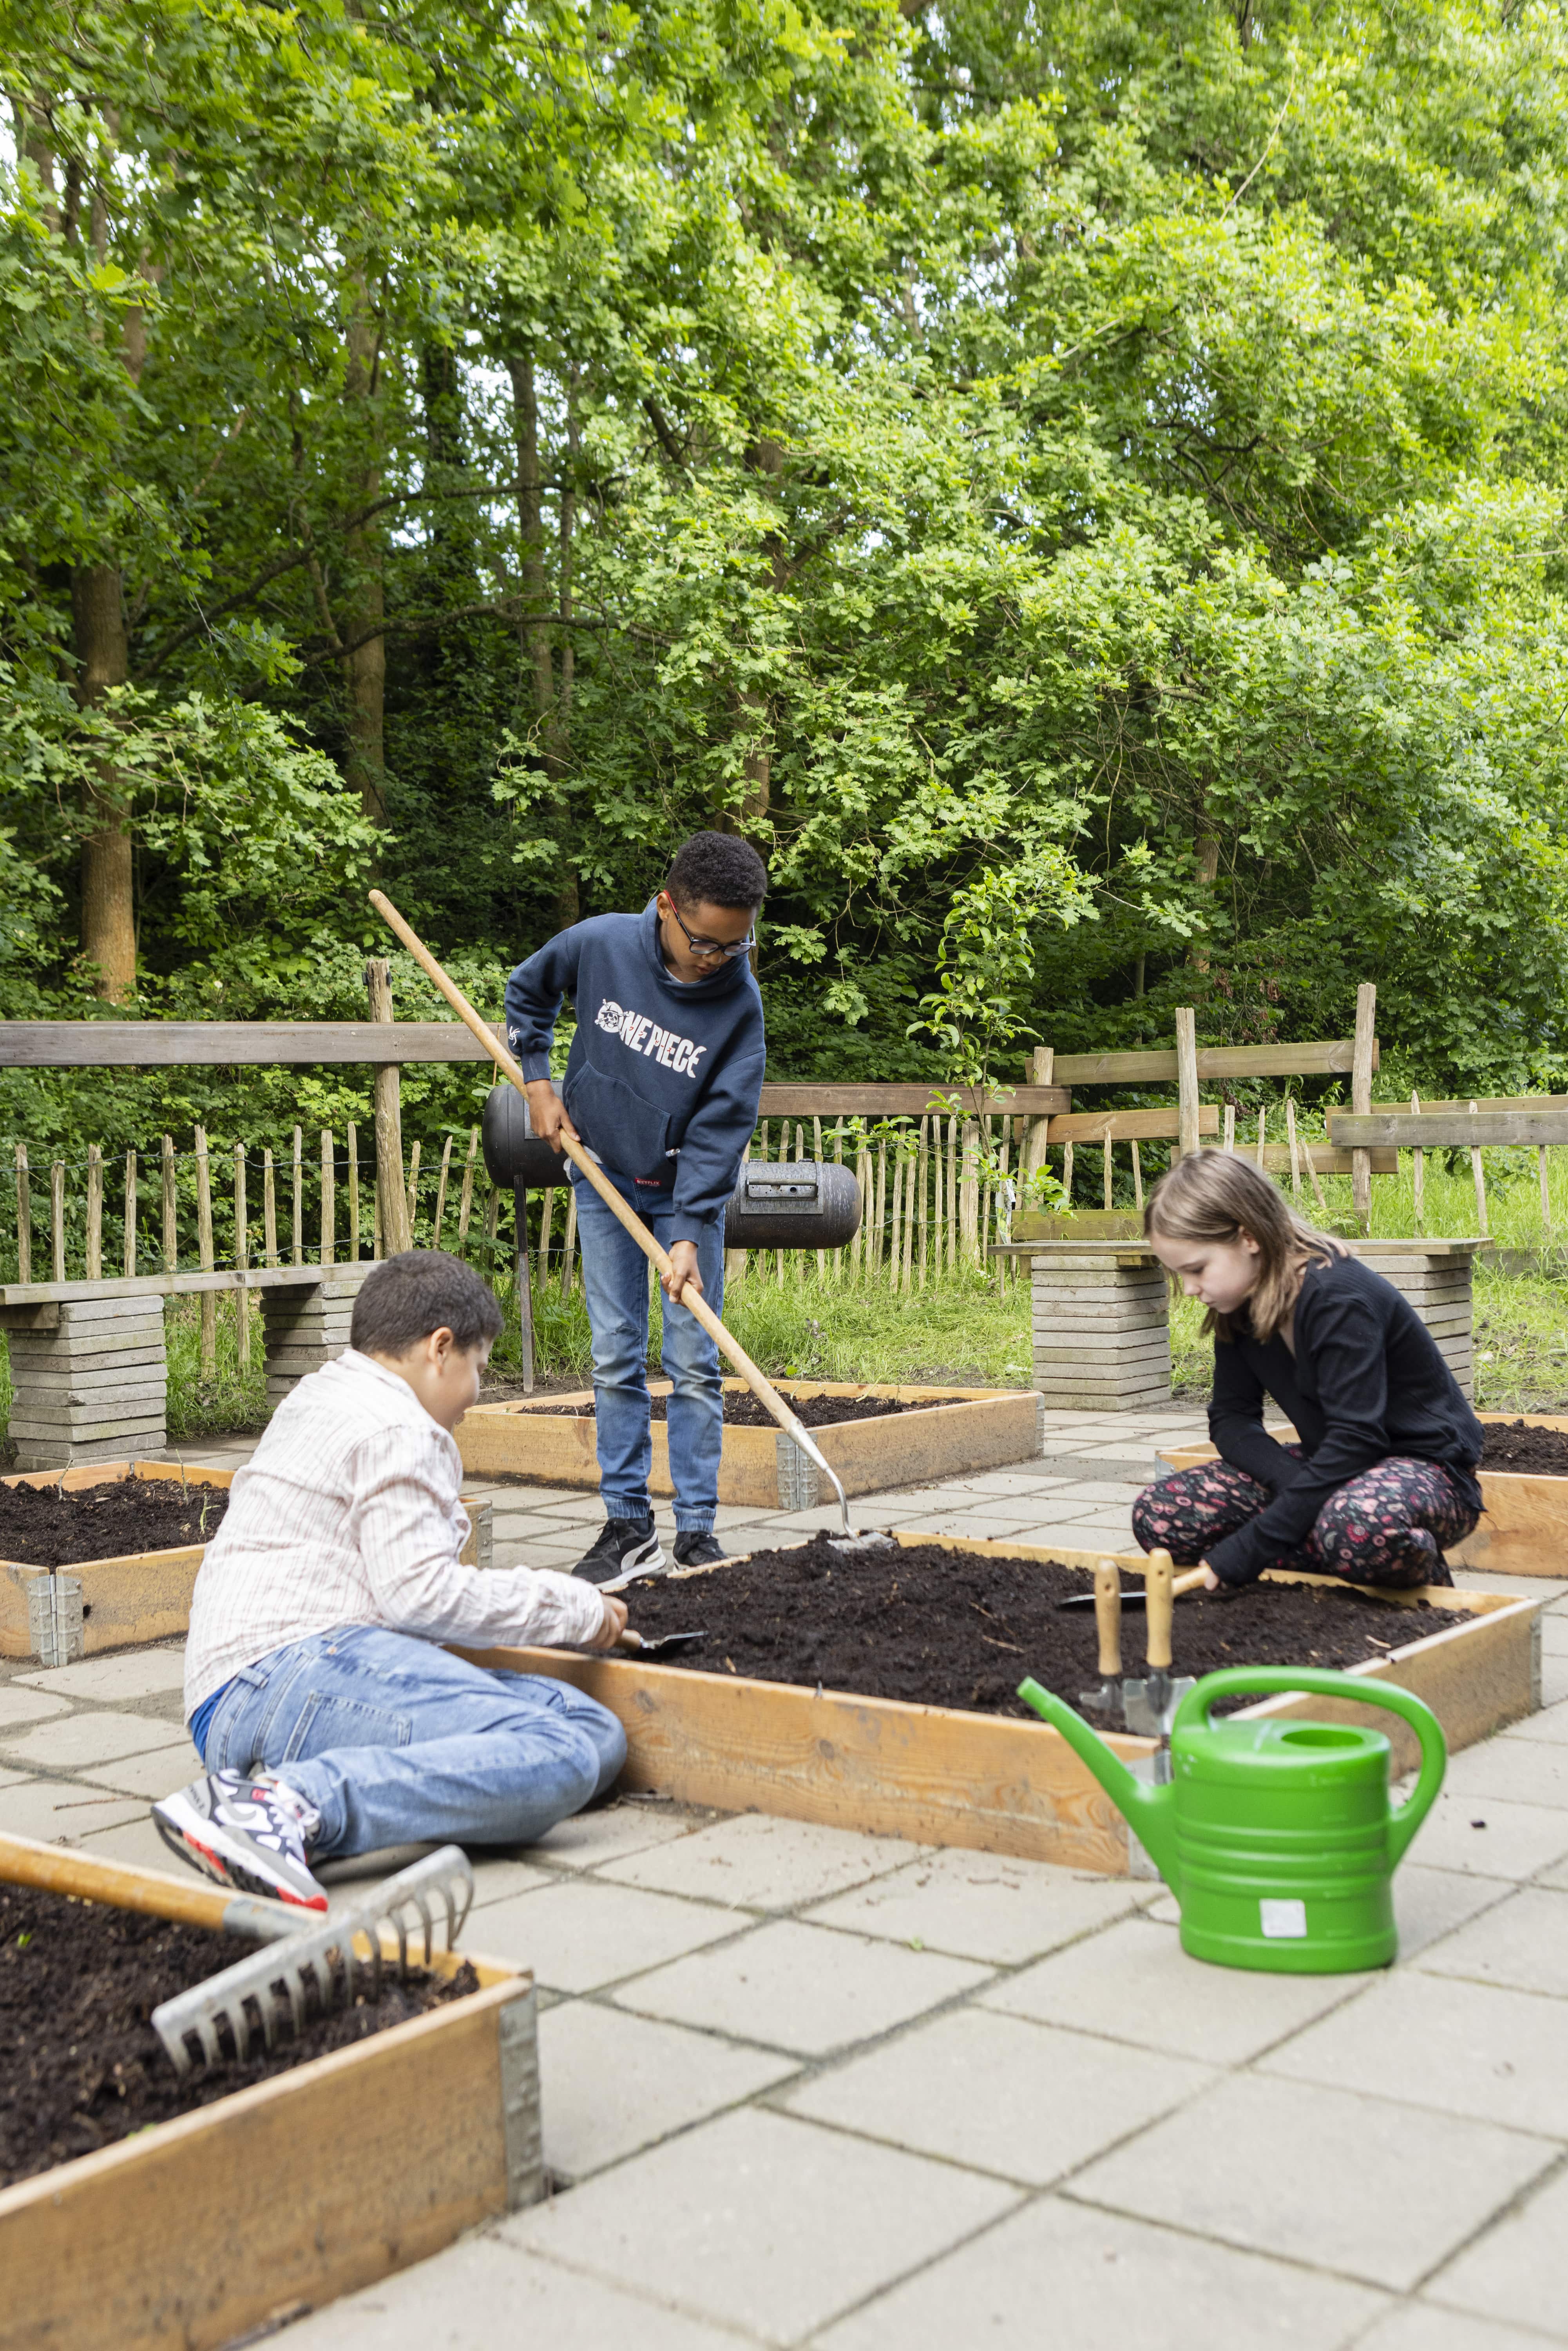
{"left": 199, "top": 1625, "right": 627, "bottom": 1859}
{"left": 572, "top": 1165, "right": 724, "bottom": 1531}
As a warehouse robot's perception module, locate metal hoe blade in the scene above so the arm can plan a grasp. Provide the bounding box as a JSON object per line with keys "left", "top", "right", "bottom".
{"left": 152, "top": 1846, "right": 476, "bottom": 2078}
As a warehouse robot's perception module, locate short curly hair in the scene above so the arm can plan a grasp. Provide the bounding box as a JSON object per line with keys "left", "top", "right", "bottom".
{"left": 665, "top": 830, "right": 768, "bottom": 910}
{"left": 350, "top": 1251, "right": 504, "bottom": 1355}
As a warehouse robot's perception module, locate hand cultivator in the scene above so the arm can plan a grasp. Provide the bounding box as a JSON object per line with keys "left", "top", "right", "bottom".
{"left": 152, "top": 1846, "right": 475, "bottom": 2077}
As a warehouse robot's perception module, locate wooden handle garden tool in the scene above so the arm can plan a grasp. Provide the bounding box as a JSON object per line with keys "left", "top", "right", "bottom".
{"left": 368, "top": 889, "right": 889, "bottom": 1551}
{"left": 0, "top": 1829, "right": 299, "bottom": 1942}
{"left": 1078, "top": 1559, "right": 1124, "bottom": 1717}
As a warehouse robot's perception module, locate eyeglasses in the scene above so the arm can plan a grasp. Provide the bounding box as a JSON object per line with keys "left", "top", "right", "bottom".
{"left": 663, "top": 901, "right": 757, "bottom": 960}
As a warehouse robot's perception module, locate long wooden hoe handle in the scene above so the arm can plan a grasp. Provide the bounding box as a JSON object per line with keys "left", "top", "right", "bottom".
{"left": 368, "top": 890, "right": 857, "bottom": 1531}
{"left": 0, "top": 1829, "right": 297, "bottom": 1940}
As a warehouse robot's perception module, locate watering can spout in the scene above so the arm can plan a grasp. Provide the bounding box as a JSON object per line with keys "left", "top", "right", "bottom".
{"left": 1018, "top": 1678, "right": 1181, "bottom": 1889}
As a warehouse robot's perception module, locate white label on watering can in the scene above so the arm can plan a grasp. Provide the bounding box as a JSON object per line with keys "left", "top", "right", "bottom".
{"left": 1260, "top": 1899, "right": 1308, "bottom": 1939}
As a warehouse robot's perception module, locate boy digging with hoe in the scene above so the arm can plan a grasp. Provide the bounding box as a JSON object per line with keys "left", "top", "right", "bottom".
{"left": 506, "top": 828, "right": 769, "bottom": 1586}
{"left": 156, "top": 1251, "right": 628, "bottom": 1913}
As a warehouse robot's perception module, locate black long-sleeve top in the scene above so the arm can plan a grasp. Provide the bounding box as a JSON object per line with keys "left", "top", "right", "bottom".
{"left": 1205, "top": 1252, "right": 1484, "bottom": 1586}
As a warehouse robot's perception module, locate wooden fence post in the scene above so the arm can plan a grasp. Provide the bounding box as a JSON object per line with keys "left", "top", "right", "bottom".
{"left": 347, "top": 1121, "right": 360, "bottom": 1260}
{"left": 291, "top": 1125, "right": 303, "bottom": 1266}
{"left": 194, "top": 1125, "right": 216, "bottom": 1378}
{"left": 1062, "top": 1138, "right": 1074, "bottom": 1204}
{"left": 457, "top": 1127, "right": 478, "bottom": 1249}
{"left": 813, "top": 1116, "right": 826, "bottom": 1279}
{"left": 1102, "top": 1134, "right": 1113, "bottom": 1212}
{"left": 559, "top": 1181, "right": 578, "bottom": 1298}
{"left": 1130, "top": 1139, "right": 1143, "bottom": 1209}
{"left": 405, "top": 1138, "right": 421, "bottom": 1241}
{"left": 1412, "top": 1092, "right": 1425, "bottom": 1231}
{"left": 960, "top": 1118, "right": 980, "bottom": 1263}
{"left": 1541, "top": 1142, "right": 1553, "bottom": 1237}
{"left": 320, "top": 1129, "right": 335, "bottom": 1266}
{"left": 946, "top": 1116, "right": 958, "bottom": 1263}
{"left": 366, "top": 958, "right": 411, "bottom": 1253}
{"left": 433, "top": 1134, "right": 453, "bottom": 1250}
{"left": 1255, "top": 1107, "right": 1267, "bottom": 1170}
{"left": 263, "top": 1148, "right": 278, "bottom": 1267}
{"left": 51, "top": 1159, "right": 65, "bottom": 1282}
{"left": 85, "top": 1145, "right": 102, "bottom": 1281}
{"left": 1021, "top": 1046, "right": 1054, "bottom": 1189}
{"left": 916, "top": 1117, "right": 929, "bottom": 1288}
{"left": 1352, "top": 981, "right": 1377, "bottom": 1232}
{"left": 1286, "top": 1098, "right": 1301, "bottom": 1196}
{"left": 1469, "top": 1099, "right": 1488, "bottom": 1238}
{"left": 1175, "top": 1009, "right": 1199, "bottom": 1160}
{"left": 536, "top": 1179, "right": 554, "bottom": 1277}
{"left": 14, "top": 1144, "right": 29, "bottom": 1285}
{"left": 161, "top": 1135, "right": 176, "bottom": 1273}
{"left": 123, "top": 1150, "right": 136, "bottom": 1277}
{"left": 1222, "top": 1102, "right": 1236, "bottom": 1154}
{"left": 234, "top": 1141, "right": 251, "bottom": 1371}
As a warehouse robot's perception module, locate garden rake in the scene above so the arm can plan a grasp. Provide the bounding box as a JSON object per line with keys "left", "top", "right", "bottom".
{"left": 152, "top": 1846, "right": 475, "bottom": 2077}
{"left": 368, "top": 887, "right": 896, "bottom": 1559}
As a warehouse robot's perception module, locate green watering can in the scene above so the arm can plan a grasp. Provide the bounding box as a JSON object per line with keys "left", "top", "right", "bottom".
{"left": 1019, "top": 1667, "right": 1447, "bottom": 1973}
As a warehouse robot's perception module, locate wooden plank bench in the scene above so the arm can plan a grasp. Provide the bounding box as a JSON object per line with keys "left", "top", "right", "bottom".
{"left": 0, "top": 1264, "right": 372, "bottom": 1469}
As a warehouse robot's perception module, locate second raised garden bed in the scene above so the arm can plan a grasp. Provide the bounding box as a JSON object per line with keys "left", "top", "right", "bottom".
{"left": 461, "top": 1532, "right": 1539, "bottom": 1879}
{"left": 0, "top": 1834, "right": 540, "bottom": 2351}
{"left": 457, "top": 1379, "right": 1043, "bottom": 1509}
{"left": 0, "top": 1462, "right": 492, "bottom": 1663}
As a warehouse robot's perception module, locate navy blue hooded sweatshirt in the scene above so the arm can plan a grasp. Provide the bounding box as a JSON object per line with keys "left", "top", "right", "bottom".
{"left": 504, "top": 902, "right": 766, "bottom": 1241}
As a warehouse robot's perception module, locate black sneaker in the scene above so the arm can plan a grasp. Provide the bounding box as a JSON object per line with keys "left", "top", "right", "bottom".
{"left": 673, "top": 1531, "right": 731, "bottom": 1569}
{"left": 575, "top": 1516, "right": 665, "bottom": 1588}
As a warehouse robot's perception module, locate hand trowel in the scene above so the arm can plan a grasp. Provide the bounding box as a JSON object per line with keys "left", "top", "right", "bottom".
{"left": 1122, "top": 1550, "right": 1196, "bottom": 1768}
{"left": 1077, "top": 1560, "right": 1125, "bottom": 1721}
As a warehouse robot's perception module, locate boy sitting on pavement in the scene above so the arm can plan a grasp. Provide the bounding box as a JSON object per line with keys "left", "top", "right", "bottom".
{"left": 155, "top": 1250, "right": 628, "bottom": 1913}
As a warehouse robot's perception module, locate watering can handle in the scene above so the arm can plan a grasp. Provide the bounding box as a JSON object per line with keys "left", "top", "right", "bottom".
{"left": 1171, "top": 1668, "right": 1447, "bottom": 1866}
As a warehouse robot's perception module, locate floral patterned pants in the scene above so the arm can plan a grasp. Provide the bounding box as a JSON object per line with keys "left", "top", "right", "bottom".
{"left": 1132, "top": 1449, "right": 1479, "bottom": 1588}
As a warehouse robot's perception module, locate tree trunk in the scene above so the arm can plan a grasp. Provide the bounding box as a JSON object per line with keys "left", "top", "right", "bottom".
{"left": 72, "top": 565, "right": 136, "bottom": 999}
{"left": 342, "top": 295, "right": 386, "bottom": 825}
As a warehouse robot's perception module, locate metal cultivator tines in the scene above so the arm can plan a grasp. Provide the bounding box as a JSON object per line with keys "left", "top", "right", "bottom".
{"left": 152, "top": 1846, "right": 476, "bottom": 2078}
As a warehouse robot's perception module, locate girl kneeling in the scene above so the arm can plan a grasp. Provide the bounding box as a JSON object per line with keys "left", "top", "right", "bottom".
{"left": 1135, "top": 1153, "right": 1483, "bottom": 1591}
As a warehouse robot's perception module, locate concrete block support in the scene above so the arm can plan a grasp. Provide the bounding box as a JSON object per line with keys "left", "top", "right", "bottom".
{"left": 261, "top": 1267, "right": 373, "bottom": 1406}
{"left": 5, "top": 1296, "right": 168, "bottom": 1469}
{"left": 1029, "top": 1245, "right": 1171, "bottom": 1411}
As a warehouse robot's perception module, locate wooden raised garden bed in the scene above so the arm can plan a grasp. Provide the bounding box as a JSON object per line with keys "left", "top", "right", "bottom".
{"left": 457, "top": 1379, "right": 1043, "bottom": 1509}
{"left": 1159, "top": 1426, "right": 1568, "bottom": 1583}
{"left": 460, "top": 1532, "right": 1539, "bottom": 1879}
{"left": 0, "top": 1461, "right": 492, "bottom": 1662}
{"left": 0, "top": 1837, "right": 540, "bottom": 2351}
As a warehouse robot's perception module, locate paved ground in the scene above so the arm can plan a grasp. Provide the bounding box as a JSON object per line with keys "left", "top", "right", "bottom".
{"left": 5, "top": 1407, "right": 1568, "bottom": 2348}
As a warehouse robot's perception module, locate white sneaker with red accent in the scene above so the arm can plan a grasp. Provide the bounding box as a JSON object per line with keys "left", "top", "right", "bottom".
{"left": 154, "top": 1768, "right": 328, "bottom": 1913}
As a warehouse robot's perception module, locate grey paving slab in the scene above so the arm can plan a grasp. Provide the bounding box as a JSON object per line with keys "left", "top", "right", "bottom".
{"left": 75, "top": 1740, "right": 199, "bottom": 1799}
{"left": 1540, "top": 1612, "right": 1568, "bottom": 1657}
{"left": 803, "top": 1849, "right": 1154, "bottom": 1965}
{"left": 1440, "top": 1738, "right": 1568, "bottom": 1809}
{"left": 277, "top": 2234, "right": 746, "bottom": 2349}
{"left": 504, "top": 2106, "right": 1018, "bottom": 2345}
{"left": 0, "top": 1684, "right": 71, "bottom": 1729}
{"left": 1262, "top": 1971, "right": 1568, "bottom": 2135}
{"left": 1423, "top": 2160, "right": 1568, "bottom": 2337}
{"left": 1545, "top": 1656, "right": 1568, "bottom": 1710}
{"left": 1389, "top": 1864, "right": 1514, "bottom": 1959}
{"left": 598, "top": 1813, "right": 923, "bottom": 1911}
{"left": 613, "top": 1917, "right": 990, "bottom": 2055}
{"left": 465, "top": 1854, "right": 555, "bottom": 1910}
{"left": 527, "top": 1798, "right": 707, "bottom": 1872}
{"left": 0, "top": 1777, "right": 143, "bottom": 1840}
{"left": 14, "top": 1648, "right": 187, "bottom": 1701}
{"left": 1398, "top": 1790, "right": 1568, "bottom": 1881}
{"left": 1069, "top": 2072, "right": 1555, "bottom": 2292}
{"left": 538, "top": 1999, "right": 799, "bottom": 2180}
{"left": 1498, "top": 1696, "right": 1568, "bottom": 1745}
{"left": 1415, "top": 1884, "right": 1568, "bottom": 1996}
{"left": 1362, "top": 2307, "right": 1563, "bottom": 2351}
{"left": 465, "top": 1877, "right": 742, "bottom": 1993}
{"left": 980, "top": 1914, "right": 1373, "bottom": 2064}
{"left": 78, "top": 1812, "right": 184, "bottom": 1871}
{"left": 813, "top": 2191, "right": 1387, "bottom": 2351}
{"left": 785, "top": 2005, "right": 1212, "bottom": 2185}
{"left": 0, "top": 1707, "right": 194, "bottom": 1770}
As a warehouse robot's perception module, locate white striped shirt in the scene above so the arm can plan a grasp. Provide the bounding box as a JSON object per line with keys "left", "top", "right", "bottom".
{"left": 184, "top": 1348, "right": 604, "bottom": 1717}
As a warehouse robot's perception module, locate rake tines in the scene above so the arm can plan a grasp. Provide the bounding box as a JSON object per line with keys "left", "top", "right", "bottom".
{"left": 152, "top": 1845, "right": 475, "bottom": 2078}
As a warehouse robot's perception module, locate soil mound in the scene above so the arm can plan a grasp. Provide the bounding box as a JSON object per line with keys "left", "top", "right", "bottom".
{"left": 0, "top": 1474, "right": 230, "bottom": 1567}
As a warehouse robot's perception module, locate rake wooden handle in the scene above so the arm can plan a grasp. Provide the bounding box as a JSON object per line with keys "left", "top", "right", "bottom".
{"left": 1093, "top": 1559, "right": 1122, "bottom": 1678}
{"left": 368, "top": 889, "right": 845, "bottom": 1502}
{"left": 0, "top": 1829, "right": 295, "bottom": 1940}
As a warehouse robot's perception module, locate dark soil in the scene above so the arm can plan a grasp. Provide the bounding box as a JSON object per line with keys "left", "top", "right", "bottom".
{"left": 0, "top": 1882, "right": 480, "bottom": 2189}
{"left": 541, "top": 1392, "right": 961, "bottom": 1429}
{"left": 1480, "top": 1420, "right": 1568, "bottom": 1474}
{"left": 0, "top": 1473, "right": 230, "bottom": 1567}
{"left": 616, "top": 1536, "right": 1474, "bottom": 1719}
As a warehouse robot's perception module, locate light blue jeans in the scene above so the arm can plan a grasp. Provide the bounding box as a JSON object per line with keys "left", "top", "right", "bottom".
{"left": 199, "top": 1625, "right": 626, "bottom": 1858}
{"left": 572, "top": 1165, "right": 724, "bottom": 1532}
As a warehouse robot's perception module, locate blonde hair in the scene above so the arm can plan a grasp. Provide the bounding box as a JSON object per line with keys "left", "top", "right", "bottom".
{"left": 1144, "top": 1151, "right": 1347, "bottom": 1342}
